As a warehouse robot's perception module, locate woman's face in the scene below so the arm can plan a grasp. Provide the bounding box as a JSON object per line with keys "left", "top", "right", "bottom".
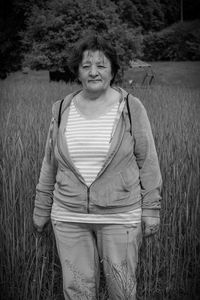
{"left": 78, "top": 50, "right": 113, "bottom": 93}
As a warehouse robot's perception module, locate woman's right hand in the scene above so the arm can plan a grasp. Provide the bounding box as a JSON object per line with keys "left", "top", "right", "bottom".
{"left": 33, "top": 215, "right": 49, "bottom": 233}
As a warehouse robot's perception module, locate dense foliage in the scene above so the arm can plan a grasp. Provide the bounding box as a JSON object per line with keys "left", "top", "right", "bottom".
{"left": 22, "top": 0, "right": 142, "bottom": 77}
{"left": 0, "top": 0, "right": 200, "bottom": 75}
{"left": 142, "top": 20, "right": 200, "bottom": 61}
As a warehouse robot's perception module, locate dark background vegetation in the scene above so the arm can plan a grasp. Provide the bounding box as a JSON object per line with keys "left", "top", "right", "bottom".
{"left": 0, "top": 0, "right": 200, "bottom": 78}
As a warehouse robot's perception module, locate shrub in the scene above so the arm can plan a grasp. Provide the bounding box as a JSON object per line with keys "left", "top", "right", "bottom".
{"left": 142, "top": 20, "right": 200, "bottom": 61}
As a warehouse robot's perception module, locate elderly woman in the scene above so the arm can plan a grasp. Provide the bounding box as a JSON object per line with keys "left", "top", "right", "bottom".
{"left": 33, "top": 34, "right": 162, "bottom": 300}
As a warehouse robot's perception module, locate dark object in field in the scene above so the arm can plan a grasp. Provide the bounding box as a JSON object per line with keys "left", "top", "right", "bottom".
{"left": 0, "top": 70, "right": 7, "bottom": 79}
{"left": 22, "top": 67, "right": 29, "bottom": 74}
{"left": 49, "top": 66, "right": 76, "bottom": 83}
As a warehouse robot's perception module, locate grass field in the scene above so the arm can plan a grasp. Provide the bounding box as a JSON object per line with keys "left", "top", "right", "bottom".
{"left": 125, "top": 61, "right": 200, "bottom": 89}
{"left": 0, "top": 62, "right": 200, "bottom": 299}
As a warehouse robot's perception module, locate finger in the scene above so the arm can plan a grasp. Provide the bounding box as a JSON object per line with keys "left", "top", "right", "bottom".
{"left": 36, "top": 227, "right": 43, "bottom": 233}
{"left": 144, "top": 225, "right": 160, "bottom": 237}
{"left": 33, "top": 224, "right": 43, "bottom": 233}
{"left": 144, "top": 228, "right": 154, "bottom": 237}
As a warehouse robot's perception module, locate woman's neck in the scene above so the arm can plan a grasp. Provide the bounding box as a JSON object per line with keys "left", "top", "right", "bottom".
{"left": 74, "top": 87, "right": 121, "bottom": 118}
{"left": 80, "top": 87, "right": 113, "bottom": 103}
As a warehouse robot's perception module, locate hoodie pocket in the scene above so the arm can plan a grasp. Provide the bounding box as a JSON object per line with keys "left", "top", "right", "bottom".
{"left": 55, "top": 169, "right": 82, "bottom": 199}
{"left": 92, "top": 165, "right": 140, "bottom": 207}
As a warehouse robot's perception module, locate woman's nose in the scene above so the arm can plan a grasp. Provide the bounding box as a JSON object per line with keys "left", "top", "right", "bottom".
{"left": 90, "top": 65, "right": 98, "bottom": 76}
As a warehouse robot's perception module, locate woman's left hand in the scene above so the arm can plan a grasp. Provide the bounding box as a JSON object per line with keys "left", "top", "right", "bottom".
{"left": 142, "top": 216, "right": 160, "bottom": 237}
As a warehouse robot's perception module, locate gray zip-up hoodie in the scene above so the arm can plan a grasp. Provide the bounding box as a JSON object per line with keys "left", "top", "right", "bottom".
{"left": 34, "top": 88, "right": 162, "bottom": 226}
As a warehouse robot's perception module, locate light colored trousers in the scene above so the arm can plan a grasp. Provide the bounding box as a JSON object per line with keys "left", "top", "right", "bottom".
{"left": 52, "top": 221, "right": 142, "bottom": 300}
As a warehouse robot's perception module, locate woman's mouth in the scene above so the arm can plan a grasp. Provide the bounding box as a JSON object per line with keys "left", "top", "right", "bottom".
{"left": 89, "top": 79, "right": 101, "bottom": 82}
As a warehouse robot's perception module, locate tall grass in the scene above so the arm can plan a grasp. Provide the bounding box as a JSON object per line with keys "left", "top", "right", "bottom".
{"left": 133, "top": 86, "right": 200, "bottom": 299}
{"left": 0, "top": 75, "right": 200, "bottom": 299}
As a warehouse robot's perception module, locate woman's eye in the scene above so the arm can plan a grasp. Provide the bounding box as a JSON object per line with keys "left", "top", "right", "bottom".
{"left": 98, "top": 65, "right": 105, "bottom": 68}
{"left": 82, "top": 65, "right": 90, "bottom": 69}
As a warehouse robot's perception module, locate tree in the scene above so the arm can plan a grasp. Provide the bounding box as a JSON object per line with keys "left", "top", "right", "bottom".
{"left": 160, "top": 0, "right": 180, "bottom": 26}
{"left": 22, "top": 0, "right": 143, "bottom": 79}
{"left": 112, "top": 0, "right": 142, "bottom": 28}
{"left": 0, "top": 0, "right": 49, "bottom": 75}
{"left": 0, "top": 0, "right": 24, "bottom": 74}
{"left": 132, "top": 0, "right": 165, "bottom": 31}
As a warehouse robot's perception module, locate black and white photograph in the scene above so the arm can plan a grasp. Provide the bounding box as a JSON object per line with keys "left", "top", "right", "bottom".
{"left": 0, "top": 1, "right": 200, "bottom": 299}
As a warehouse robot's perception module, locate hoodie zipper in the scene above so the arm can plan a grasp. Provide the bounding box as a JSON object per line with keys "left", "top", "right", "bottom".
{"left": 87, "top": 187, "right": 90, "bottom": 213}
{"left": 57, "top": 132, "right": 92, "bottom": 213}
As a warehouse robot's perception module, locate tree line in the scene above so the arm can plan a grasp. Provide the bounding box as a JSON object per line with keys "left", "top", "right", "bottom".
{"left": 0, "top": 0, "right": 200, "bottom": 78}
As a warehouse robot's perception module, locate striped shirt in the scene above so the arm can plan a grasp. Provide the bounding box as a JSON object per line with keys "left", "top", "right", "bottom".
{"left": 51, "top": 98, "right": 141, "bottom": 224}
{"left": 66, "top": 99, "right": 119, "bottom": 186}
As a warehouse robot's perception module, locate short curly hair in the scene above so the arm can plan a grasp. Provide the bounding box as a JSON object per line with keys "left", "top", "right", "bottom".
{"left": 68, "top": 34, "right": 120, "bottom": 85}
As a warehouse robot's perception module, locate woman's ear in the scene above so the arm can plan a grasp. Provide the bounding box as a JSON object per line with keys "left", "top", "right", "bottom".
{"left": 110, "top": 72, "right": 115, "bottom": 85}
{"left": 77, "top": 74, "right": 82, "bottom": 84}
{"left": 77, "top": 78, "right": 82, "bottom": 85}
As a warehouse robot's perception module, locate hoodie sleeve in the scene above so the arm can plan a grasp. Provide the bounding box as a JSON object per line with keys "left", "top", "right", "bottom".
{"left": 130, "top": 96, "right": 162, "bottom": 218}
{"left": 33, "top": 102, "right": 60, "bottom": 227}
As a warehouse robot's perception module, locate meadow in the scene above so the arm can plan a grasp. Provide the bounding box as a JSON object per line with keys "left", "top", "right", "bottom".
{"left": 0, "top": 62, "right": 200, "bottom": 299}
